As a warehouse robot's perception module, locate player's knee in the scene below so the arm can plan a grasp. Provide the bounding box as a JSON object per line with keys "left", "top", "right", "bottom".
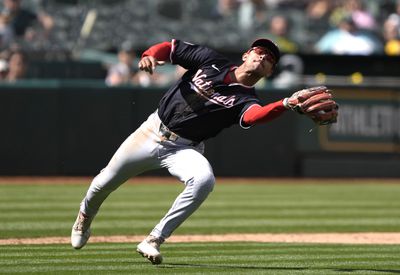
{"left": 91, "top": 168, "right": 121, "bottom": 192}
{"left": 191, "top": 173, "right": 215, "bottom": 201}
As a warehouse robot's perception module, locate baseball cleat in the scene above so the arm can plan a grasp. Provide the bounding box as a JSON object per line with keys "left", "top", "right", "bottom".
{"left": 136, "top": 235, "right": 163, "bottom": 265}
{"left": 71, "top": 211, "right": 92, "bottom": 249}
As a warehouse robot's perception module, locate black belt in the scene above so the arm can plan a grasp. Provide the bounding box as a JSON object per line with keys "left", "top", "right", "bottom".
{"left": 159, "top": 123, "right": 179, "bottom": 141}
{"left": 159, "top": 123, "right": 198, "bottom": 146}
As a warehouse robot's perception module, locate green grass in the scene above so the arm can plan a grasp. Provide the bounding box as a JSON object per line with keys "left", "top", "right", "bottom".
{"left": 1, "top": 242, "right": 400, "bottom": 274}
{"left": 1, "top": 179, "right": 400, "bottom": 274}
{"left": 1, "top": 180, "right": 400, "bottom": 238}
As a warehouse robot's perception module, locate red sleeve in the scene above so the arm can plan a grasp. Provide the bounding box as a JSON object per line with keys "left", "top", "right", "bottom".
{"left": 141, "top": 41, "right": 172, "bottom": 61}
{"left": 242, "top": 99, "right": 287, "bottom": 125}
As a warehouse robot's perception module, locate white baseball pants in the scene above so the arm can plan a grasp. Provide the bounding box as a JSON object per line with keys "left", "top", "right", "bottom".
{"left": 79, "top": 111, "right": 215, "bottom": 241}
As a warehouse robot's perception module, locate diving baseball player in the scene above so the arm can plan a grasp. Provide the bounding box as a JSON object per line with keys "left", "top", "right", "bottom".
{"left": 71, "top": 38, "right": 338, "bottom": 265}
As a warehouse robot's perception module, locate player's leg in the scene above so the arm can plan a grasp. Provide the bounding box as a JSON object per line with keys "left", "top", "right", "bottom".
{"left": 137, "top": 143, "right": 215, "bottom": 264}
{"left": 71, "top": 112, "right": 162, "bottom": 249}
{"left": 79, "top": 134, "right": 159, "bottom": 218}
{"left": 153, "top": 144, "right": 215, "bottom": 239}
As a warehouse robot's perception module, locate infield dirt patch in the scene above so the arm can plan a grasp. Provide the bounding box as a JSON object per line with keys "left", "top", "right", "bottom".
{"left": 2, "top": 233, "right": 400, "bottom": 245}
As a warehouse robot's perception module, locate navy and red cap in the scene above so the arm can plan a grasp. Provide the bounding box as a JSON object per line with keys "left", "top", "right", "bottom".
{"left": 251, "top": 38, "right": 280, "bottom": 65}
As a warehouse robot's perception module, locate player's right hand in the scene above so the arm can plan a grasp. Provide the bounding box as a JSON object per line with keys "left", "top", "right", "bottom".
{"left": 138, "top": 56, "right": 165, "bottom": 75}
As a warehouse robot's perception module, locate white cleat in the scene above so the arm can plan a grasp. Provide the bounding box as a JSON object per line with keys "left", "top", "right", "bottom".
{"left": 71, "top": 211, "right": 92, "bottom": 249}
{"left": 136, "top": 235, "right": 164, "bottom": 265}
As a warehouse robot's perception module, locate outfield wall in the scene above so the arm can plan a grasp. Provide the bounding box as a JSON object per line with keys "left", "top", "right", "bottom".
{"left": 1, "top": 82, "right": 399, "bottom": 177}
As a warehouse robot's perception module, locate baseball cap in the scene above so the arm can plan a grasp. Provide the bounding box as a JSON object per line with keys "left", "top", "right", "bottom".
{"left": 251, "top": 38, "right": 280, "bottom": 64}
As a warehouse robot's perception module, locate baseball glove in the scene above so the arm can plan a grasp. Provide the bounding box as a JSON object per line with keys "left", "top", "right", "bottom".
{"left": 283, "top": 86, "right": 339, "bottom": 125}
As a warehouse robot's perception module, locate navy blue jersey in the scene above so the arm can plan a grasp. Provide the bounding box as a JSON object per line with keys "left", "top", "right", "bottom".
{"left": 158, "top": 39, "right": 261, "bottom": 142}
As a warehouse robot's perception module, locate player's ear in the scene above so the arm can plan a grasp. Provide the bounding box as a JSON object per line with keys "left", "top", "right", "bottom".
{"left": 242, "top": 52, "right": 249, "bottom": 61}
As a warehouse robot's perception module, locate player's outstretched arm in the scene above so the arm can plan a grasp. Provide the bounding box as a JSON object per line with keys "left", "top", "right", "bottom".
{"left": 242, "top": 101, "right": 287, "bottom": 125}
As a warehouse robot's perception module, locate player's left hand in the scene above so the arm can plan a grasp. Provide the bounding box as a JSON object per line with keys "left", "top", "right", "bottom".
{"left": 283, "top": 86, "right": 339, "bottom": 125}
{"left": 138, "top": 56, "right": 165, "bottom": 75}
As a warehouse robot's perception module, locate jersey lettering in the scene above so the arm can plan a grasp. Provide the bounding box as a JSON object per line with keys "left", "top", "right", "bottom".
{"left": 192, "top": 69, "right": 213, "bottom": 93}
{"left": 191, "top": 69, "right": 236, "bottom": 107}
{"left": 158, "top": 39, "right": 260, "bottom": 141}
{"left": 209, "top": 94, "right": 236, "bottom": 107}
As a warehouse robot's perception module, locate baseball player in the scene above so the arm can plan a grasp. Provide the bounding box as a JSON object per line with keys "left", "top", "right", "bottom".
{"left": 71, "top": 38, "right": 338, "bottom": 265}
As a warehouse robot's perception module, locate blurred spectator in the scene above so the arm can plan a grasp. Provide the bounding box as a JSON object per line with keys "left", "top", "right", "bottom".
{"left": 132, "top": 68, "right": 171, "bottom": 88}
{"left": 0, "top": 8, "right": 13, "bottom": 49}
{"left": 315, "top": 16, "right": 382, "bottom": 55}
{"left": 5, "top": 49, "right": 27, "bottom": 81}
{"left": 258, "top": 14, "right": 299, "bottom": 53}
{"left": 377, "top": 0, "right": 399, "bottom": 23}
{"left": 272, "top": 54, "right": 304, "bottom": 89}
{"left": 386, "top": 0, "right": 400, "bottom": 35}
{"left": 237, "top": 0, "right": 267, "bottom": 31}
{"left": 383, "top": 15, "right": 400, "bottom": 55}
{"left": 330, "top": 0, "right": 377, "bottom": 31}
{"left": 211, "top": 0, "right": 240, "bottom": 20}
{"left": 304, "top": 0, "right": 334, "bottom": 42}
{"left": 306, "top": 0, "right": 333, "bottom": 23}
{"left": 0, "top": 0, "right": 397, "bottom": 66}
{"left": 2, "top": 0, "right": 54, "bottom": 41}
{"left": 105, "top": 41, "right": 137, "bottom": 87}
{"left": 105, "top": 40, "right": 172, "bottom": 87}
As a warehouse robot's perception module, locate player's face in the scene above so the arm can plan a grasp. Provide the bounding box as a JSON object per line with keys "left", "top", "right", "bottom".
{"left": 242, "top": 47, "right": 275, "bottom": 77}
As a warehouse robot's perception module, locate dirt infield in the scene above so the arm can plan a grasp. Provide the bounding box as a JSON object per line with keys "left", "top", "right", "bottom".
{"left": 2, "top": 233, "right": 400, "bottom": 245}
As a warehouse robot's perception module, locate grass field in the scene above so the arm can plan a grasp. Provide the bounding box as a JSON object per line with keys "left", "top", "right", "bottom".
{"left": 1, "top": 178, "right": 400, "bottom": 274}
{"left": 2, "top": 243, "right": 400, "bottom": 274}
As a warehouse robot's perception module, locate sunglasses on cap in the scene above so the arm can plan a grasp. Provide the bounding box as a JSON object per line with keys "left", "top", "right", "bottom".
{"left": 250, "top": 46, "right": 277, "bottom": 65}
